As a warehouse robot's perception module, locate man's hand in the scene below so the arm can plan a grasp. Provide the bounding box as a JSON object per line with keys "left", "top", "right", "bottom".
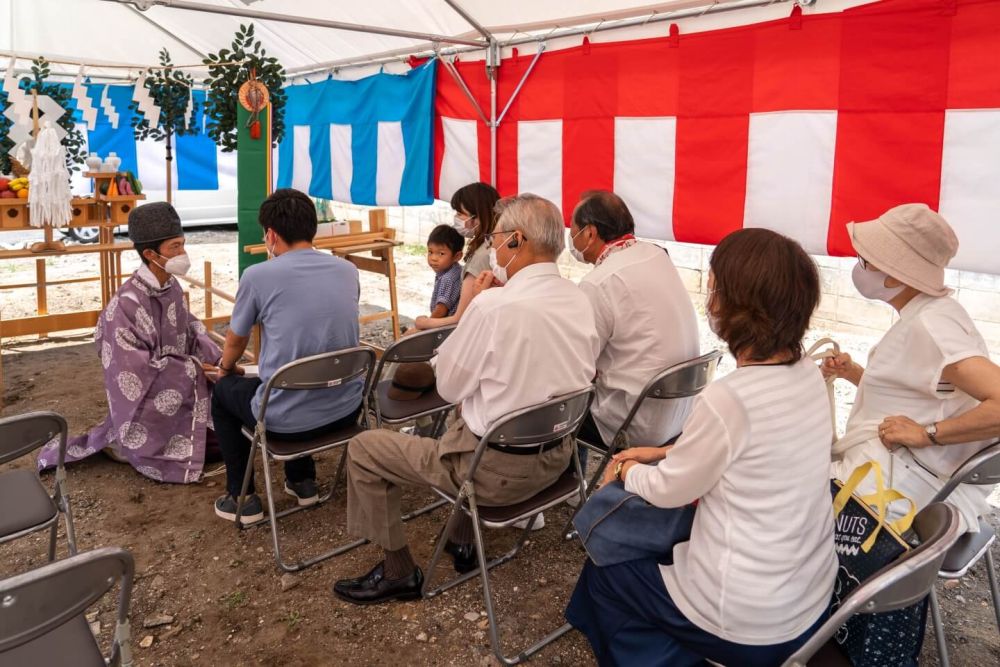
{"left": 473, "top": 270, "right": 497, "bottom": 296}
{"left": 201, "top": 362, "right": 220, "bottom": 382}
{"left": 217, "top": 363, "right": 245, "bottom": 379}
{"left": 879, "top": 416, "right": 932, "bottom": 449}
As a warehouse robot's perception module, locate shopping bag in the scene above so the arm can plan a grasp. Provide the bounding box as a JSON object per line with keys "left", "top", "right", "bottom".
{"left": 830, "top": 461, "right": 925, "bottom": 667}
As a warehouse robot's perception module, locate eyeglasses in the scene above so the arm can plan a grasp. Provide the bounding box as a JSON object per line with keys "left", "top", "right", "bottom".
{"left": 484, "top": 230, "right": 528, "bottom": 244}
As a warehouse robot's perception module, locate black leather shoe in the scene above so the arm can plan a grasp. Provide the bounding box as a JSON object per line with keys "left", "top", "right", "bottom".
{"left": 444, "top": 540, "right": 478, "bottom": 574}
{"left": 333, "top": 561, "right": 424, "bottom": 605}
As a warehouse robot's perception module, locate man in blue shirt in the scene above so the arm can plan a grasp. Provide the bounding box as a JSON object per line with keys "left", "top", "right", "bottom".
{"left": 211, "top": 188, "right": 363, "bottom": 524}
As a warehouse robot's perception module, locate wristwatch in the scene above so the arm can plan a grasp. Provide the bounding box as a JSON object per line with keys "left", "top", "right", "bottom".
{"left": 925, "top": 423, "right": 943, "bottom": 447}
{"left": 613, "top": 460, "right": 626, "bottom": 482}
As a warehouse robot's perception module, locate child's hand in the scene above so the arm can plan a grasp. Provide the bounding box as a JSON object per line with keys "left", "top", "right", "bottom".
{"left": 473, "top": 270, "right": 496, "bottom": 295}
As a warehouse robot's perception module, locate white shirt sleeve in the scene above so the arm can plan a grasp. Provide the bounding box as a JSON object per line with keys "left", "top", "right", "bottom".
{"left": 624, "top": 389, "right": 737, "bottom": 508}
{"left": 434, "top": 299, "right": 494, "bottom": 405}
{"left": 914, "top": 307, "right": 989, "bottom": 396}
{"left": 579, "top": 280, "right": 614, "bottom": 347}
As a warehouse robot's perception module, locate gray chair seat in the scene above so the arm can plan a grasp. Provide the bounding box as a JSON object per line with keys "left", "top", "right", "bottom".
{"left": 240, "top": 423, "right": 365, "bottom": 458}
{"left": 1, "top": 614, "right": 104, "bottom": 667}
{"left": 375, "top": 379, "right": 449, "bottom": 422}
{"left": 476, "top": 469, "right": 579, "bottom": 525}
{"left": 940, "top": 518, "right": 996, "bottom": 575}
{"left": 0, "top": 469, "right": 57, "bottom": 537}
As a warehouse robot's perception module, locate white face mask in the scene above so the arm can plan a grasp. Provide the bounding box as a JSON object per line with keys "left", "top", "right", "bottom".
{"left": 851, "top": 262, "right": 903, "bottom": 303}
{"left": 705, "top": 291, "right": 722, "bottom": 336}
{"left": 569, "top": 226, "right": 591, "bottom": 263}
{"left": 265, "top": 231, "right": 276, "bottom": 259}
{"left": 453, "top": 214, "right": 477, "bottom": 239}
{"left": 489, "top": 233, "right": 518, "bottom": 285}
{"left": 154, "top": 252, "right": 191, "bottom": 277}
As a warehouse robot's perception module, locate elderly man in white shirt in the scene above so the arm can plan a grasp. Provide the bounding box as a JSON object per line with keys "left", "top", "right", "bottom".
{"left": 334, "top": 193, "right": 600, "bottom": 606}
{"left": 568, "top": 190, "right": 699, "bottom": 455}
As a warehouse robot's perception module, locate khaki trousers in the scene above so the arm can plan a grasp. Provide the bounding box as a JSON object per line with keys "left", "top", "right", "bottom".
{"left": 346, "top": 418, "right": 571, "bottom": 550}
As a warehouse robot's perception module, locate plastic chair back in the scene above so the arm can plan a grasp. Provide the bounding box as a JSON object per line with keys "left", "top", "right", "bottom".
{"left": 0, "top": 547, "right": 133, "bottom": 655}
{"left": 258, "top": 347, "right": 376, "bottom": 419}
{"left": 930, "top": 440, "right": 1000, "bottom": 505}
{"left": 0, "top": 412, "right": 67, "bottom": 466}
{"left": 484, "top": 387, "right": 594, "bottom": 447}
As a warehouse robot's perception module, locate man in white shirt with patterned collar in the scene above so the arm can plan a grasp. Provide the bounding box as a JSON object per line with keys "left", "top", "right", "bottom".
{"left": 334, "top": 194, "right": 600, "bottom": 606}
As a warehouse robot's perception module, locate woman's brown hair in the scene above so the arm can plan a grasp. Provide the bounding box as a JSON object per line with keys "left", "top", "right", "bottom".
{"left": 450, "top": 182, "right": 500, "bottom": 256}
{"left": 708, "top": 228, "right": 820, "bottom": 363}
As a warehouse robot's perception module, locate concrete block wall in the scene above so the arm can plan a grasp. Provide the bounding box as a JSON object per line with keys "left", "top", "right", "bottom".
{"left": 660, "top": 240, "right": 1000, "bottom": 352}
{"left": 321, "top": 200, "right": 1000, "bottom": 353}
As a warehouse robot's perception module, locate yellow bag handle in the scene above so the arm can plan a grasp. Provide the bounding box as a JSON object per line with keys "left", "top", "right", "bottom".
{"left": 833, "top": 461, "right": 916, "bottom": 552}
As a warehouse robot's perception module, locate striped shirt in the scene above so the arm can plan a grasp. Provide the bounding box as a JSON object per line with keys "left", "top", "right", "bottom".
{"left": 626, "top": 358, "right": 837, "bottom": 645}
{"left": 430, "top": 263, "right": 463, "bottom": 317}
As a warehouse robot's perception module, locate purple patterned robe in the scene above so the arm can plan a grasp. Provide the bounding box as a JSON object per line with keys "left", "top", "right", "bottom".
{"left": 38, "top": 266, "right": 221, "bottom": 483}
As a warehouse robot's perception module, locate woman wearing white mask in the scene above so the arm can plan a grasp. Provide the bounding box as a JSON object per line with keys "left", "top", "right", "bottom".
{"left": 826, "top": 203, "right": 1000, "bottom": 534}
{"left": 412, "top": 182, "right": 500, "bottom": 332}
{"left": 568, "top": 190, "right": 699, "bottom": 455}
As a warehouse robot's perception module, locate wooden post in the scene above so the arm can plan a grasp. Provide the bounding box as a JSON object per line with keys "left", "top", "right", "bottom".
{"left": 204, "top": 260, "right": 213, "bottom": 320}
{"left": 387, "top": 245, "right": 400, "bottom": 340}
{"left": 35, "top": 258, "right": 47, "bottom": 316}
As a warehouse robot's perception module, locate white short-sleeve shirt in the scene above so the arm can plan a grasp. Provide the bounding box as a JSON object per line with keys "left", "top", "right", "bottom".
{"left": 832, "top": 293, "right": 993, "bottom": 531}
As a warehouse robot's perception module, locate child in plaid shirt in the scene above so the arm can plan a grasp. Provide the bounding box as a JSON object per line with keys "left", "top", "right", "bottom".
{"left": 426, "top": 224, "right": 464, "bottom": 317}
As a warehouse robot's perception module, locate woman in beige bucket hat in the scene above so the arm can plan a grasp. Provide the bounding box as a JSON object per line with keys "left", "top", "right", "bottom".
{"left": 824, "top": 203, "right": 1000, "bottom": 534}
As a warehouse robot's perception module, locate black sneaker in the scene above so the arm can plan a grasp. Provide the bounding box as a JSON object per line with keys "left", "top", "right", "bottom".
{"left": 214, "top": 494, "right": 264, "bottom": 525}
{"left": 284, "top": 479, "right": 319, "bottom": 506}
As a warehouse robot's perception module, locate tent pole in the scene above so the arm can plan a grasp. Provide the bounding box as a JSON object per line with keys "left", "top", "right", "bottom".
{"left": 101, "top": 0, "right": 485, "bottom": 47}
{"left": 287, "top": 0, "right": 793, "bottom": 78}
{"left": 488, "top": 40, "right": 498, "bottom": 188}
{"left": 496, "top": 44, "right": 546, "bottom": 127}
{"left": 441, "top": 60, "right": 489, "bottom": 126}
{"left": 442, "top": 0, "right": 493, "bottom": 41}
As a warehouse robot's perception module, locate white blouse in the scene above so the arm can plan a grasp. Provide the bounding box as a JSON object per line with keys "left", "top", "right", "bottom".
{"left": 832, "top": 293, "right": 994, "bottom": 532}
{"left": 626, "top": 359, "right": 837, "bottom": 645}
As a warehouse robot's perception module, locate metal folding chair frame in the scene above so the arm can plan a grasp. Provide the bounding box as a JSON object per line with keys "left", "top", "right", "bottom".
{"left": 0, "top": 546, "right": 135, "bottom": 667}
{"left": 783, "top": 502, "right": 962, "bottom": 667}
{"left": 0, "top": 411, "right": 78, "bottom": 560}
{"left": 563, "top": 350, "right": 722, "bottom": 538}
{"left": 421, "top": 386, "right": 595, "bottom": 665}
{"left": 235, "top": 346, "right": 377, "bottom": 572}
{"left": 369, "top": 326, "right": 460, "bottom": 521}
{"left": 925, "top": 440, "right": 1000, "bottom": 667}
{"left": 370, "top": 325, "right": 458, "bottom": 430}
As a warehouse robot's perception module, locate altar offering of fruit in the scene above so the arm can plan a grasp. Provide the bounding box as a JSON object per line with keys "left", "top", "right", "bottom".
{"left": 0, "top": 176, "right": 29, "bottom": 199}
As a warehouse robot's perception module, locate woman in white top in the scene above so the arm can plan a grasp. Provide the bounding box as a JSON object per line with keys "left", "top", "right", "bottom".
{"left": 412, "top": 182, "right": 499, "bottom": 332}
{"left": 825, "top": 203, "right": 1000, "bottom": 534}
{"left": 566, "top": 229, "right": 837, "bottom": 667}
{"left": 568, "top": 190, "right": 700, "bottom": 450}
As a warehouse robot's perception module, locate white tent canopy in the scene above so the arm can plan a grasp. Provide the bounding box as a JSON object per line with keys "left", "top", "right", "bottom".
{"left": 0, "top": 0, "right": 869, "bottom": 81}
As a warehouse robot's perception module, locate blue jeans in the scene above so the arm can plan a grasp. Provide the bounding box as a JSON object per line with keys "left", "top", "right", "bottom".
{"left": 566, "top": 557, "right": 826, "bottom": 667}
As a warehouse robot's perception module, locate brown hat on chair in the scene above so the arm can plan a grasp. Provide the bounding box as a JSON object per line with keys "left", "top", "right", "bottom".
{"left": 388, "top": 362, "right": 436, "bottom": 401}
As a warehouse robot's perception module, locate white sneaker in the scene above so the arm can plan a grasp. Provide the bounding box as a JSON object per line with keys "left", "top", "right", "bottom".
{"left": 484, "top": 512, "right": 545, "bottom": 531}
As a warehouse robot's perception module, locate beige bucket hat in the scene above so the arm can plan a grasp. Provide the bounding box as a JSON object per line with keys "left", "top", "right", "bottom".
{"left": 847, "top": 203, "right": 959, "bottom": 297}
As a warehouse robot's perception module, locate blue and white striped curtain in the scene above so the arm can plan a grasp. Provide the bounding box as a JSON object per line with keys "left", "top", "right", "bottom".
{"left": 276, "top": 60, "right": 437, "bottom": 206}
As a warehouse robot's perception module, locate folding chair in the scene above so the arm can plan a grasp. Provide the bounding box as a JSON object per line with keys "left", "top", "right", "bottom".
{"left": 235, "top": 346, "right": 376, "bottom": 572}
{"left": 563, "top": 350, "right": 722, "bottom": 538}
{"left": 0, "top": 546, "right": 135, "bottom": 667}
{"left": 783, "top": 502, "right": 962, "bottom": 667}
{"left": 0, "top": 411, "right": 77, "bottom": 561}
{"left": 924, "top": 440, "right": 1000, "bottom": 667}
{"left": 370, "top": 325, "right": 458, "bottom": 434}
{"left": 370, "top": 326, "right": 459, "bottom": 521}
{"left": 422, "top": 386, "right": 595, "bottom": 666}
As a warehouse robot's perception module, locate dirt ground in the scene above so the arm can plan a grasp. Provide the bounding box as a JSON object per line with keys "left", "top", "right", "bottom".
{"left": 1, "top": 229, "right": 998, "bottom": 666}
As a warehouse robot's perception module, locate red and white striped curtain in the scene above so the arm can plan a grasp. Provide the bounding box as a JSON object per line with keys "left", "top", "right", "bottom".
{"left": 434, "top": 0, "right": 1000, "bottom": 275}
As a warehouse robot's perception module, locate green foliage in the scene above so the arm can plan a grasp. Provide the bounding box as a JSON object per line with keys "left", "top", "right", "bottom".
{"left": 202, "top": 23, "right": 286, "bottom": 152}
{"left": 132, "top": 48, "right": 198, "bottom": 149}
{"left": 0, "top": 58, "right": 87, "bottom": 174}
